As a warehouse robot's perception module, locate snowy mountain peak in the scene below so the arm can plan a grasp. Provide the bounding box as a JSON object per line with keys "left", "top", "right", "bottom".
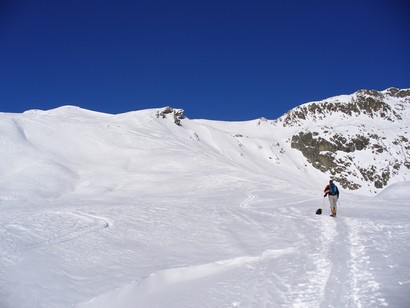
{"left": 277, "top": 87, "right": 410, "bottom": 127}
{"left": 272, "top": 88, "right": 410, "bottom": 192}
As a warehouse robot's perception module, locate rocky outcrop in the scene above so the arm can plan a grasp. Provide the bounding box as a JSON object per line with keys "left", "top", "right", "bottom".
{"left": 279, "top": 88, "right": 404, "bottom": 127}
{"left": 156, "top": 107, "right": 185, "bottom": 125}
{"left": 282, "top": 88, "right": 410, "bottom": 191}
{"left": 385, "top": 87, "right": 410, "bottom": 98}
{"left": 290, "top": 131, "right": 372, "bottom": 189}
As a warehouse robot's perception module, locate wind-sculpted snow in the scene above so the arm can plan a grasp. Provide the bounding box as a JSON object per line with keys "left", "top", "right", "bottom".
{"left": 78, "top": 247, "right": 298, "bottom": 308}
{"left": 0, "top": 93, "right": 409, "bottom": 307}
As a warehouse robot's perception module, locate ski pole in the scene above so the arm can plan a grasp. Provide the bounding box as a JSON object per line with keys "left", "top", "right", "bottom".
{"left": 321, "top": 195, "right": 325, "bottom": 214}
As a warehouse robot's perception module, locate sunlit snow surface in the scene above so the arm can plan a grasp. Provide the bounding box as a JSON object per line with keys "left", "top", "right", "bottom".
{"left": 0, "top": 106, "right": 409, "bottom": 307}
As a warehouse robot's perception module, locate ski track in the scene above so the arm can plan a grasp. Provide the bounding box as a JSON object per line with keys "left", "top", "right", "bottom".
{"left": 306, "top": 212, "right": 391, "bottom": 308}
{"left": 345, "top": 218, "right": 389, "bottom": 307}
{"left": 240, "top": 190, "right": 256, "bottom": 208}
{"left": 0, "top": 209, "right": 111, "bottom": 265}
{"left": 3, "top": 186, "right": 408, "bottom": 308}
{"left": 236, "top": 190, "right": 390, "bottom": 308}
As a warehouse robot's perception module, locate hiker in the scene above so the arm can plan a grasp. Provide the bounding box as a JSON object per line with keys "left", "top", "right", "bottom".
{"left": 324, "top": 180, "right": 339, "bottom": 216}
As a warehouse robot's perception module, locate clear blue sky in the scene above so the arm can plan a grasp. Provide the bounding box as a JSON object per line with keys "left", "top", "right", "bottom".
{"left": 1, "top": 0, "right": 409, "bottom": 120}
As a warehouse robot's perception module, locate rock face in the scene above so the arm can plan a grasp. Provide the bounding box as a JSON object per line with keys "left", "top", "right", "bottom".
{"left": 276, "top": 88, "right": 410, "bottom": 191}
{"left": 280, "top": 88, "right": 407, "bottom": 126}
{"left": 157, "top": 107, "right": 185, "bottom": 125}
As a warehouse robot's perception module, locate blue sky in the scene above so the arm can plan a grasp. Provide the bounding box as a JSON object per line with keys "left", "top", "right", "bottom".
{"left": 0, "top": 0, "right": 409, "bottom": 120}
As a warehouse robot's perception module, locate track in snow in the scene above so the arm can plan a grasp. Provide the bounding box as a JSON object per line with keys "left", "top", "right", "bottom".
{"left": 0, "top": 210, "right": 110, "bottom": 266}
{"left": 77, "top": 190, "right": 391, "bottom": 308}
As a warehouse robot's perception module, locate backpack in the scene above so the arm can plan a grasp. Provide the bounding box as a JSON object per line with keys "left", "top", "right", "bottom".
{"left": 329, "top": 184, "right": 338, "bottom": 195}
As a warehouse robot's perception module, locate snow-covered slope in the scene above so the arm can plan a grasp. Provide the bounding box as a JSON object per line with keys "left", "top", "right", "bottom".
{"left": 1, "top": 87, "right": 408, "bottom": 202}
{"left": 0, "top": 104, "right": 326, "bottom": 204}
{"left": 0, "top": 90, "right": 409, "bottom": 308}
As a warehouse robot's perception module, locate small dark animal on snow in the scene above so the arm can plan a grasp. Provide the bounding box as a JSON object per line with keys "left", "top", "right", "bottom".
{"left": 316, "top": 208, "right": 322, "bottom": 215}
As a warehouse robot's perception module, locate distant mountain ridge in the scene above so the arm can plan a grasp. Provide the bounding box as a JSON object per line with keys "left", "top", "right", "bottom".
{"left": 273, "top": 87, "right": 410, "bottom": 191}
{"left": 278, "top": 88, "right": 408, "bottom": 126}
{"left": 0, "top": 88, "right": 408, "bottom": 202}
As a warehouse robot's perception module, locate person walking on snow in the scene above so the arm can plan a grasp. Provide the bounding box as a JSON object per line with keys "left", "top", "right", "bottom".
{"left": 324, "top": 180, "right": 339, "bottom": 216}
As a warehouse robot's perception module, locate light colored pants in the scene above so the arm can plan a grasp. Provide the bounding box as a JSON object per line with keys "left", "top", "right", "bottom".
{"left": 328, "top": 195, "right": 338, "bottom": 215}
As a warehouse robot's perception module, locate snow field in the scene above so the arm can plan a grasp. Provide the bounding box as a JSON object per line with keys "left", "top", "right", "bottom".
{"left": 1, "top": 178, "right": 409, "bottom": 307}
{"left": 0, "top": 105, "right": 409, "bottom": 307}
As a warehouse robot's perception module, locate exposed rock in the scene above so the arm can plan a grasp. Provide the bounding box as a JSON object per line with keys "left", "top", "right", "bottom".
{"left": 386, "top": 87, "right": 410, "bottom": 98}
{"left": 285, "top": 88, "right": 410, "bottom": 190}
{"left": 173, "top": 109, "right": 184, "bottom": 126}
{"left": 158, "top": 106, "right": 174, "bottom": 118}
{"left": 279, "top": 89, "right": 402, "bottom": 127}
{"left": 157, "top": 107, "right": 185, "bottom": 125}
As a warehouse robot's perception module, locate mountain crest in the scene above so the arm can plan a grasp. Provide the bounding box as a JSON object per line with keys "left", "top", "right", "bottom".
{"left": 276, "top": 88, "right": 410, "bottom": 191}
{"left": 277, "top": 87, "right": 409, "bottom": 127}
